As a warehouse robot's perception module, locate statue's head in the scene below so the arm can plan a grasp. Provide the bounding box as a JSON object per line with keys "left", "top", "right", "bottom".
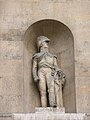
{"left": 37, "top": 36, "right": 50, "bottom": 51}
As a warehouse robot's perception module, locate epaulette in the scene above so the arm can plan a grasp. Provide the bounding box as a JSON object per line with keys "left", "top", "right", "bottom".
{"left": 32, "top": 53, "right": 38, "bottom": 59}
{"left": 32, "top": 52, "right": 43, "bottom": 59}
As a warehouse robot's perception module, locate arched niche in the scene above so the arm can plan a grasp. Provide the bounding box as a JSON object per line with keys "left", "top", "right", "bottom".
{"left": 23, "top": 19, "right": 76, "bottom": 113}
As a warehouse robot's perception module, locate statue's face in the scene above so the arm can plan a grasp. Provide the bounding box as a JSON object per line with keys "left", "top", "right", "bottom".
{"left": 40, "top": 41, "right": 49, "bottom": 52}
{"left": 42, "top": 41, "right": 49, "bottom": 49}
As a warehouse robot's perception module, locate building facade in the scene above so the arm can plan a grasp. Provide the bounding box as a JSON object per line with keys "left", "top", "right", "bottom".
{"left": 0, "top": 0, "right": 90, "bottom": 115}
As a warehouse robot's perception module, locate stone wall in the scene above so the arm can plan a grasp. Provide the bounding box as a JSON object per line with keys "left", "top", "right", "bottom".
{"left": 0, "top": 0, "right": 90, "bottom": 113}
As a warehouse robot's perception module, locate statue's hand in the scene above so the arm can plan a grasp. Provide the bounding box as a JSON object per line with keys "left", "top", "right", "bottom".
{"left": 34, "top": 76, "right": 39, "bottom": 82}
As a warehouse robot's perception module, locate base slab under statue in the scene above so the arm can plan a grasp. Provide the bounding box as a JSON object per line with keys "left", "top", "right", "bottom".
{"left": 35, "top": 107, "right": 65, "bottom": 113}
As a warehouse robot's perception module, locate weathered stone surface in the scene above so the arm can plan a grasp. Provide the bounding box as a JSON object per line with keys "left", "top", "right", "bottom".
{"left": 0, "top": 41, "right": 23, "bottom": 60}
{"left": 76, "top": 77, "right": 90, "bottom": 113}
{"left": 0, "top": 117, "right": 12, "bottom": 120}
{"left": 0, "top": 60, "right": 23, "bottom": 95}
{"left": 0, "top": 95, "right": 23, "bottom": 113}
{"left": 0, "top": 59, "right": 23, "bottom": 112}
{"left": 0, "top": 114, "right": 12, "bottom": 120}
{"left": 0, "top": 29, "right": 24, "bottom": 41}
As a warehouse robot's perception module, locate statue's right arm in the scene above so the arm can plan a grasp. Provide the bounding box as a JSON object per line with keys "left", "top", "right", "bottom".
{"left": 32, "top": 57, "right": 39, "bottom": 82}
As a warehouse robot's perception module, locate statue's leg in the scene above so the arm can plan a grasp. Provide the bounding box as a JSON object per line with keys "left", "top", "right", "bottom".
{"left": 59, "top": 82, "right": 63, "bottom": 107}
{"left": 38, "top": 69, "right": 47, "bottom": 107}
{"left": 54, "top": 83, "right": 59, "bottom": 107}
{"left": 46, "top": 69, "right": 56, "bottom": 107}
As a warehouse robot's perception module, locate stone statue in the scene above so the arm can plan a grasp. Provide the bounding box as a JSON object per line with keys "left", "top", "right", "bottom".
{"left": 32, "top": 36, "right": 66, "bottom": 107}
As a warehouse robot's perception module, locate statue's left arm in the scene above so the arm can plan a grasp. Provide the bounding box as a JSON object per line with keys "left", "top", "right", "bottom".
{"left": 53, "top": 56, "right": 62, "bottom": 72}
{"left": 53, "top": 56, "right": 66, "bottom": 88}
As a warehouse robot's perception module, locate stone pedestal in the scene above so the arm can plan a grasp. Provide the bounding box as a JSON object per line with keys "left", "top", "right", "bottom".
{"left": 35, "top": 107, "right": 65, "bottom": 113}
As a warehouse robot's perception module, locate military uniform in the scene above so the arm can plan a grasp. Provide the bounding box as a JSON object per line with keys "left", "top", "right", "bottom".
{"left": 33, "top": 51, "right": 58, "bottom": 107}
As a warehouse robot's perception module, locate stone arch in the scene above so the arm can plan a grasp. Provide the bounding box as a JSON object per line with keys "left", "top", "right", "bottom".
{"left": 23, "top": 19, "right": 76, "bottom": 113}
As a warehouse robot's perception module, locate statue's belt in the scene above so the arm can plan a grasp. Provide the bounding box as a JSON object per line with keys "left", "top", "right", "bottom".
{"left": 38, "top": 63, "right": 55, "bottom": 69}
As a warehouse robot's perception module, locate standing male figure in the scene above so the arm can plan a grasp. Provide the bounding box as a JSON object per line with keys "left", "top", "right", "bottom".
{"left": 32, "top": 36, "right": 65, "bottom": 107}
